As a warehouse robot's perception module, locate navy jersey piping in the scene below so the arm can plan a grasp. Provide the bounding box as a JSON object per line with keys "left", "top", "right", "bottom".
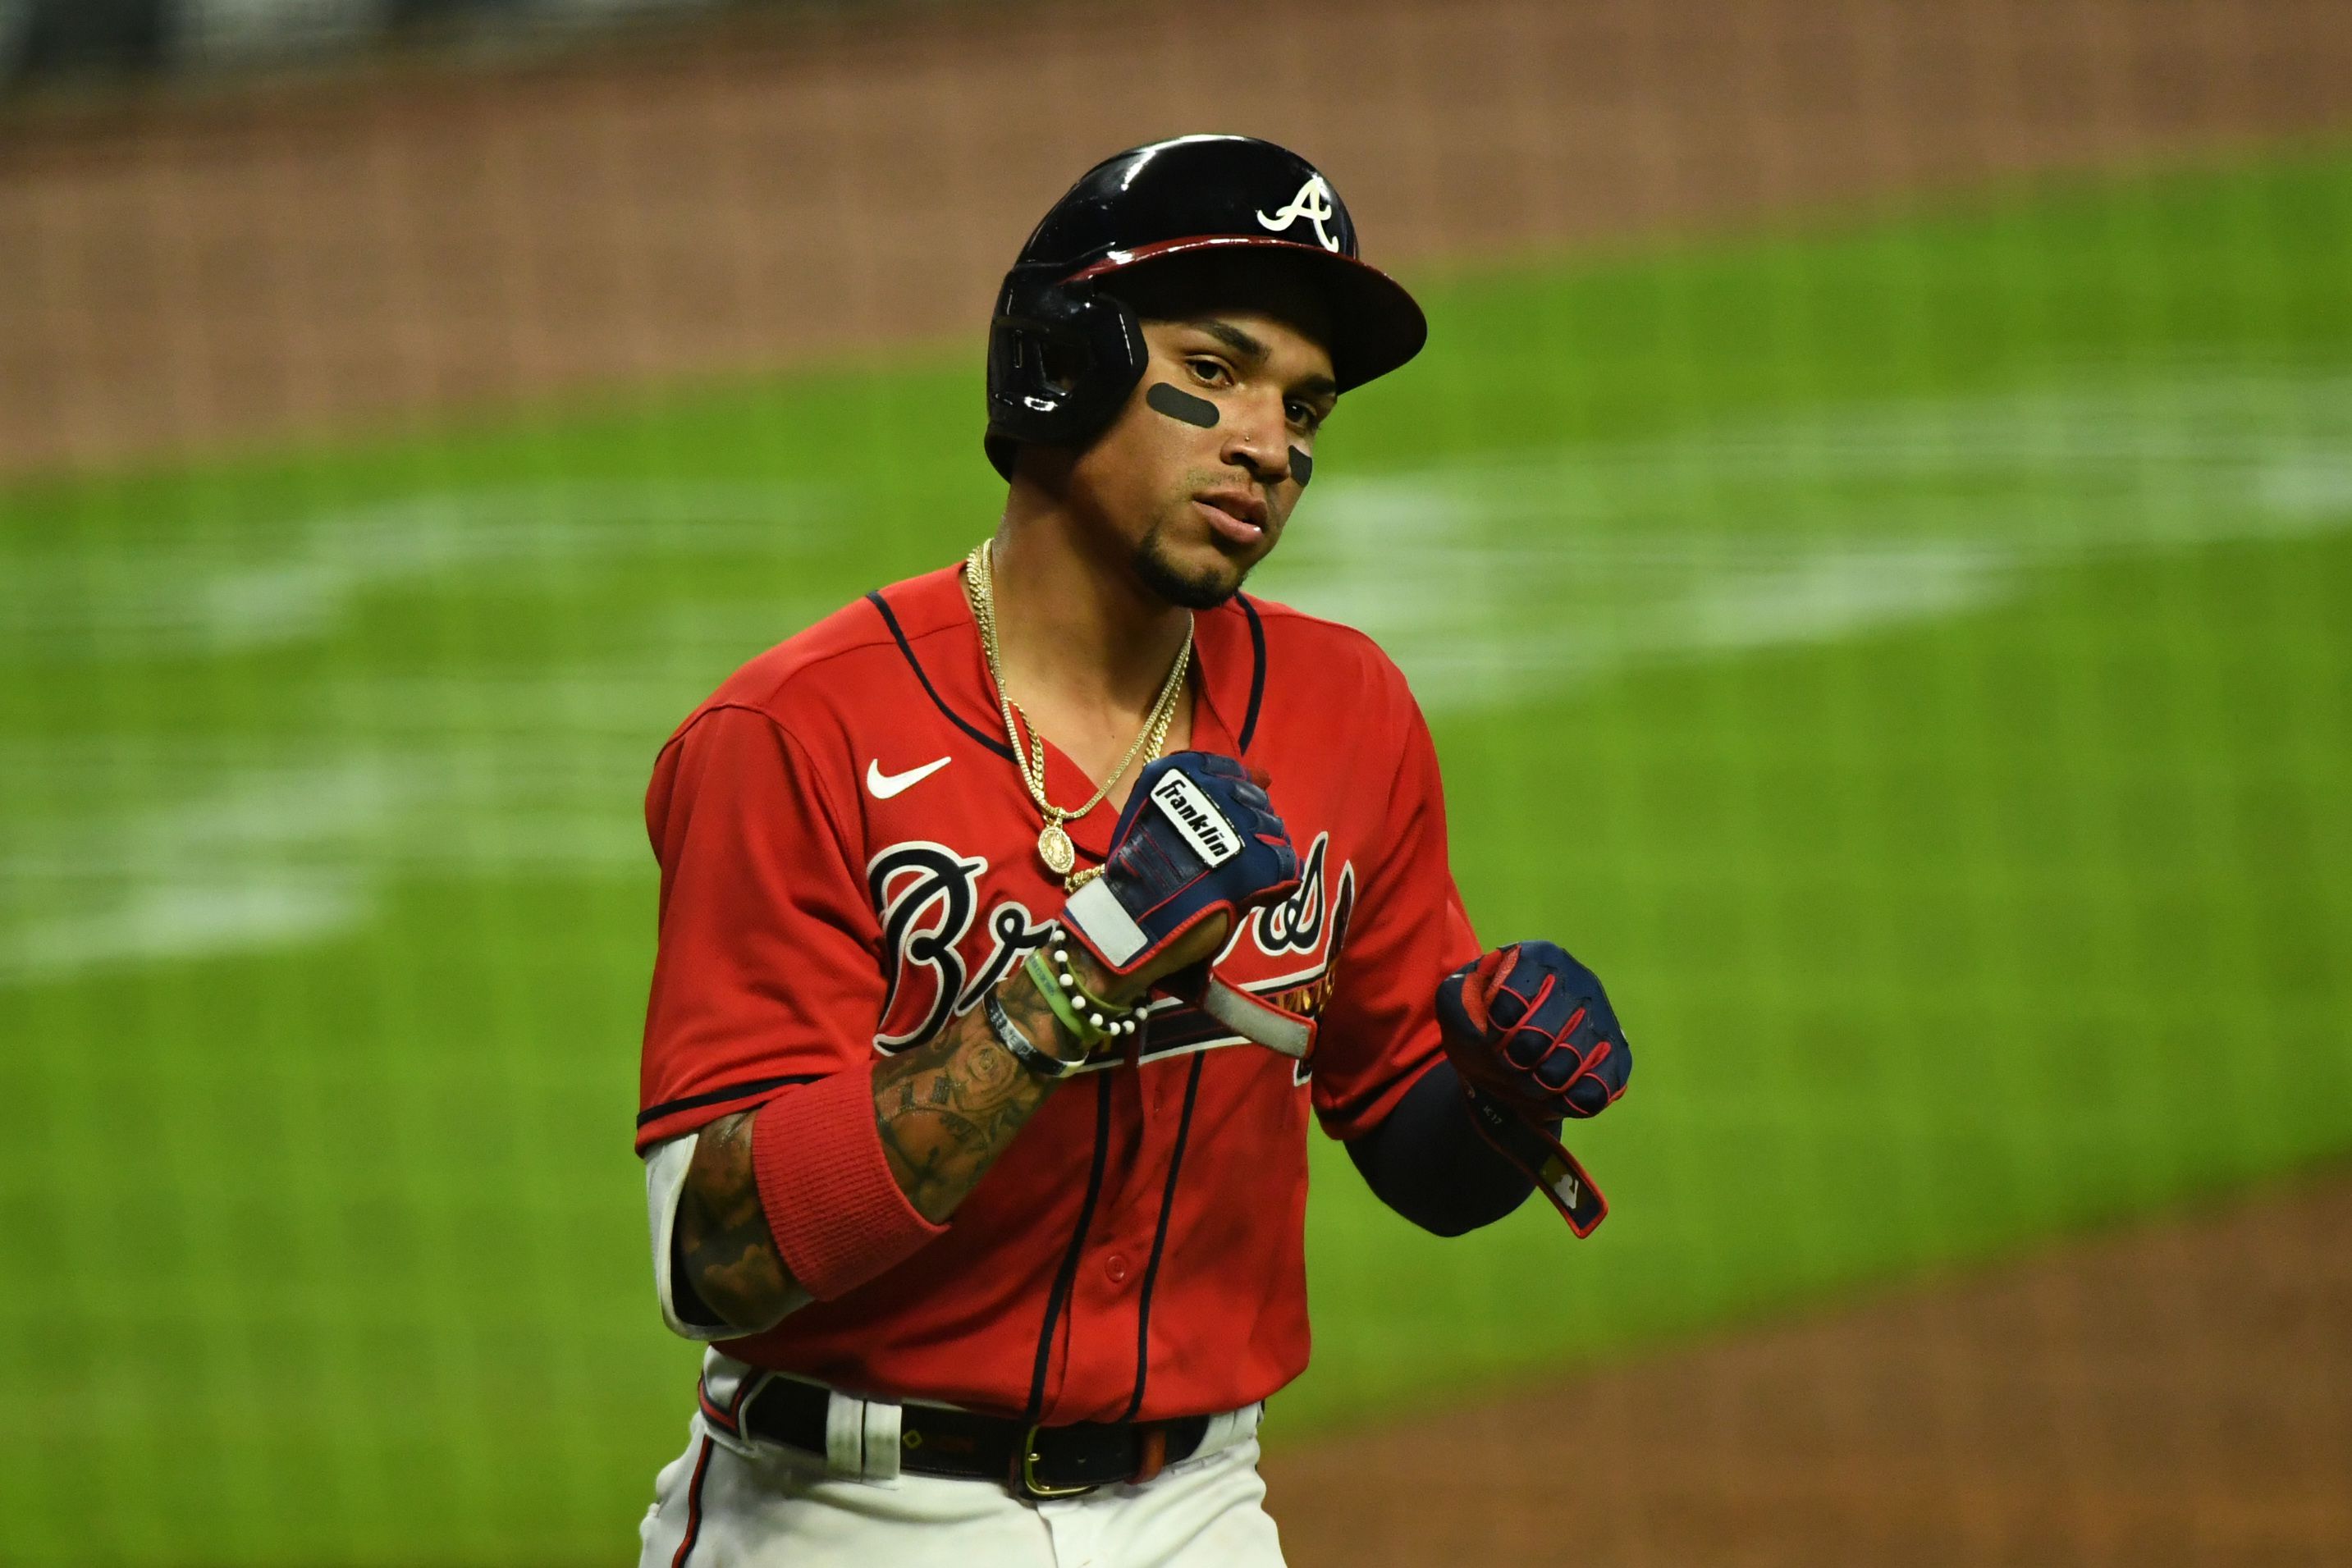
{"left": 1118, "top": 1051, "right": 1207, "bottom": 1422}
{"left": 1023, "top": 1072, "right": 1115, "bottom": 1424}
{"left": 1237, "top": 593, "right": 1267, "bottom": 752}
{"left": 864, "top": 590, "right": 1016, "bottom": 761}
{"left": 638, "top": 1074, "right": 821, "bottom": 1131}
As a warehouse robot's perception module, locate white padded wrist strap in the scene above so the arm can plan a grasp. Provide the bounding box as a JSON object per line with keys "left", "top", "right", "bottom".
{"left": 1064, "top": 876, "right": 1149, "bottom": 967}
{"left": 1202, "top": 976, "right": 1315, "bottom": 1059}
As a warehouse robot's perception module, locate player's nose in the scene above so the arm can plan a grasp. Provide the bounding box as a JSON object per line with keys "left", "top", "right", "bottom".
{"left": 1220, "top": 393, "right": 1294, "bottom": 486}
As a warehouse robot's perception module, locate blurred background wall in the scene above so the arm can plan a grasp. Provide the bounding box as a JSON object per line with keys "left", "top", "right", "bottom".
{"left": 1, "top": 0, "right": 732, "bottom": 84}
{"left": 3, "top": 2, "right": 2350, "bottom": 1565}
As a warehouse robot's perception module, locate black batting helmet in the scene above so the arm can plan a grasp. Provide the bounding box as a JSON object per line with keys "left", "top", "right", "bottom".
{"left": 984, "top": 135, "right": 1427, "bottom": 479}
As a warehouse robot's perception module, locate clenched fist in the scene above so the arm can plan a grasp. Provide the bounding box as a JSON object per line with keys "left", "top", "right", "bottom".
{"left": 1061, "top": 752, "right": 1299, "bottom": 984}
{"left": 1436, "top": 940, "right": 1631, "bottom": 1122}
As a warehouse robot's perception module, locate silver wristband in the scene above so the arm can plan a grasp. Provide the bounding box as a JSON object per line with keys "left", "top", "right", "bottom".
{"left": 985, "top": 989, "right": 1080, "bottom": 1081}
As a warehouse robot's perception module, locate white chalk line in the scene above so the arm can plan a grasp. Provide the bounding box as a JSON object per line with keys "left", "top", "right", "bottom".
{"left": 5, "top": 368, "right": 2350, "bottom": 984}
{"left": 1256, "top": 368, "right": 2352, "bottom": 709}
{"left": 0, "top": 482, "right": 826, "bottom": 657}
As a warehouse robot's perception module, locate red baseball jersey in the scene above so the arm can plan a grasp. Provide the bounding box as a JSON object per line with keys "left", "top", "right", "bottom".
{"left": 638, "top": 561, "right": 1478, "bottom": 1423}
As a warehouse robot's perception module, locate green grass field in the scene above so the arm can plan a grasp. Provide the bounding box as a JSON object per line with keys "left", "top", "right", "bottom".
{"left": 4, "top": 147, "right": 2350, "bottom": 1564}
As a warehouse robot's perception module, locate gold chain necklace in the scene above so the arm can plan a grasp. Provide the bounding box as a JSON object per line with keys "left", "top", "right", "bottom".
{"left": 963, "top": 542, "right": 1192, "bottom": 889}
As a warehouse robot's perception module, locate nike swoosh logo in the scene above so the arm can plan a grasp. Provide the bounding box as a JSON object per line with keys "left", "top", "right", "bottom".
{"left": 866, "top": 755, "right": 952, "bottom": 799}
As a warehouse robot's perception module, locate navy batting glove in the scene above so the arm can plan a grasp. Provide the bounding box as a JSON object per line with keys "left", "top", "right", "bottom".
{"left": 1061, "top": 752, "right": 1299, "bottom": 979}
{"left": 1436, "top": 941, "right": 1631, "bottom": 1120}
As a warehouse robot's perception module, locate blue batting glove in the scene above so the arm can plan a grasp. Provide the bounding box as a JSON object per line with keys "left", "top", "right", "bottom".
{"left": 1436, "top": 940, "right": 1632, "bottom": 1120}
{"left": 1060, "top": 752, "right": 1299, "bottom": 979}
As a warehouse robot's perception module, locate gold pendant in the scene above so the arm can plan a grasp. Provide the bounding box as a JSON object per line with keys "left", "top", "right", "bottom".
{"left": 1038, "top": 822, "right": 1076, "bottom": 877}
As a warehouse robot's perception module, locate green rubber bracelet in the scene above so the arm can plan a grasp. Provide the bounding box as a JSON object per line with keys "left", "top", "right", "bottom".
{"left": 1024, "top": 944, "right": 1142, "bottom": 1053}
{"left": 1024, "top": 949, "right": 1099, "bottom": 1049}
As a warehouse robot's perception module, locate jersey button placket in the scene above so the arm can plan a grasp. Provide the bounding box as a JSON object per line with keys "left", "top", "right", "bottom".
{"left": 1103, "top": 1251, "right": 1131, "bottom": 1286}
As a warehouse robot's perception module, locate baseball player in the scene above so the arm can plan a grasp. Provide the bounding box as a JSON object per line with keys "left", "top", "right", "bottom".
{"left": 634, "top": 135, "right": 1631, "bottom": 1567}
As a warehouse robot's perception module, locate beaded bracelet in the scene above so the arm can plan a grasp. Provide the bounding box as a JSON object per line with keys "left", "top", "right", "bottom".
{"left": 1049, "top": 933, "right": 1142, "bottom": 1040}
{"left": 1022, "top": 933, "right": 1140, "bottom": 1052}
{"left": 1023, "top": 949, "right": 1119, "bottom": 1049}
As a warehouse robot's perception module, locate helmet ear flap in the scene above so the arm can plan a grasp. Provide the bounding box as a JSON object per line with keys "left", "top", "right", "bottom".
{"left": 985, "top": 271, "right": 1148, "bottom": 479}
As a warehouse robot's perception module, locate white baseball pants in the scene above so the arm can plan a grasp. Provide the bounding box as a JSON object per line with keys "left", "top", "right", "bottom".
{"left": 636, "top": 1368, "right": 1286, "bottom": 1567}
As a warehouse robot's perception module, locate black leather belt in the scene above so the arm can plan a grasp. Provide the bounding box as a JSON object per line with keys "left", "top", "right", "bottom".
{"left": 739, "top": 1375, "right": 1211, "bottom": 1500}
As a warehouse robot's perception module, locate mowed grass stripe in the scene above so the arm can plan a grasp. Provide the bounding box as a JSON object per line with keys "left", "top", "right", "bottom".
{"left": 0, "top": 149, "right": 2347, "bottom": 1564}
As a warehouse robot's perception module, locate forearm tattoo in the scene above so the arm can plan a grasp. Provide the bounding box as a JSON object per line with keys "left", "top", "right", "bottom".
{"left": 872, "top": 965, "right": 1075, "bottom": 1224}
{"left": 676, "top": 1108, "right": 798, "bottom": 1333}
{"left": 676, "top": 966, "right": 1092, "bottom": 1327}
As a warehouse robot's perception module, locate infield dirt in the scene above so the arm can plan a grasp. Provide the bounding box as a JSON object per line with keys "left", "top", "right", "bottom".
{"left": 2, "top": 4, "right": 2348, "bottom": 1565}
{"left": 1265, "top": 1169, "right": 2352, "bottom": 1567}
{"left": 5, "top": 0, "right": 2352, "bottom": 475}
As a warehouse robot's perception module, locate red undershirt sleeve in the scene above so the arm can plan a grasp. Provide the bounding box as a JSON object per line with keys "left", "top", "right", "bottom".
{"left": 638, "top": 702, "right": 945, "bottom": 1299}
{"left": 749, "top": 1058, "right": 942, "bottom": 1300}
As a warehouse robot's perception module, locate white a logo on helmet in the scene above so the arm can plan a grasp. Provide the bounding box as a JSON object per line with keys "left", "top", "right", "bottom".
{"left": 1255, "top": 176, "right": 1341, "bottom": 253}
{"left": 1150, "top": 772, "right": 1241, "bottom": 866}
